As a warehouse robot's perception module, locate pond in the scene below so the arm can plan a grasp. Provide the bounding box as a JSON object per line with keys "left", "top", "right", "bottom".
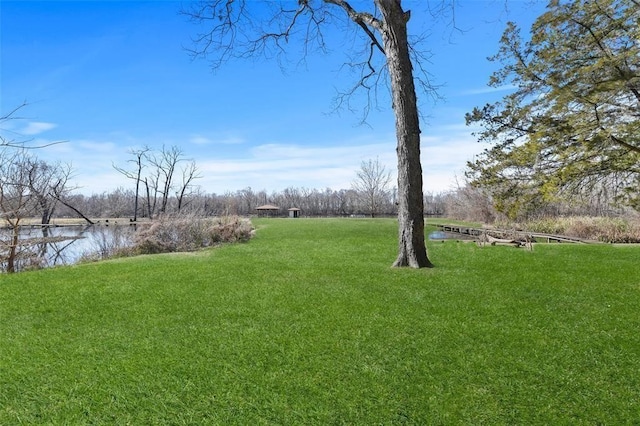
{"left": 1, "top": 225, "right": 136, "bottom": 272}
{"left": 428, "top": 230, "right": 476, "bottom": 241}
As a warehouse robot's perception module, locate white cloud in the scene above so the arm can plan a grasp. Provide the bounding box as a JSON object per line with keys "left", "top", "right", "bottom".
{"left": 196, "top": 140, "right": 398, "bottom": 193}
{"left": 33, "top": 128, "right": 486, "bottom": 196}
{"left": 421, "top": 127, "right": 486, "bottom": 193}
{"left": 21, "top": 121, "right": 57, "bottom": 135}
{"left": 77, "top": 140, "right": 118, "bottom": 153}
{"left": 249, "top": 142, "right": 395, "bottom": 162}
{"left": 190, "top": 135, "right": 213, "bottom": 145}
{"left": 188, "top": 126, "right": 484, "bottom": 195}
{"left": 74, "top": 170, "right": 130, "bottom": 194}
{"left": 189, "top": 134, "right": 245, "bottom": 146}
{"left": 459, "top": 84, "right": 517, "bottom": 96}
{"left": 32, "top": 138, "right": 130, "bottom": 194}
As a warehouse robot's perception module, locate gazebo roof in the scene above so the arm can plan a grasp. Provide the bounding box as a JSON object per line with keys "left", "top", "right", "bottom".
{"left": 256, "top": 204, "right": 280, "bottom": 210}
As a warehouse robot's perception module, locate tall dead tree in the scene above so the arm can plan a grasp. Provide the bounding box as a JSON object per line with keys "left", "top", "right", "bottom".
{"left": 150, "top": 145, "right": 183, "bottom": 215}
{"left": 114, "top": 147, "right": 151, "bottom": 221}
{"left": 115, "top": 145, "right": 200, "bottom": 218}
{"left": 185, "top": 0, "right": 436, "bottom": 267}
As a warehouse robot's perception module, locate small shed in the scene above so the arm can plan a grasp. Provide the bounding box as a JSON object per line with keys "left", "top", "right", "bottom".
{"left": 288, "top": 207, "right": 301, "bottom": 218}
{"left": 256, "top": 204, "right": 280, "bottom": 217}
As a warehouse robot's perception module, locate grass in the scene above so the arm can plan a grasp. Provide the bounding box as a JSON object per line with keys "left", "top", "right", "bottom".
{"left": 1, "top": 218, "right": 639, "bottom": 424}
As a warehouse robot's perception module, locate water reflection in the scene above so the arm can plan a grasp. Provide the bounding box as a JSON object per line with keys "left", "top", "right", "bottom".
{"left": 428, "top": 230, "right": 476, "bottom": 241}
{"left": 1, "top": 225, "right": 135, "bottom": 272}
{"left": 428, "top": 231, "right": 449, "bottom": 240}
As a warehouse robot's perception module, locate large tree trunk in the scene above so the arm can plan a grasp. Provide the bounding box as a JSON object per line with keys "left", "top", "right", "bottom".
{"left": 378, "top": 0, "right": 433, "bottom": 268}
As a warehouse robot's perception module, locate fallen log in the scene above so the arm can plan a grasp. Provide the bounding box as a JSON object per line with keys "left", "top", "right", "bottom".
{"left": 477, "top": 233, "right": 532, "bottom": 249}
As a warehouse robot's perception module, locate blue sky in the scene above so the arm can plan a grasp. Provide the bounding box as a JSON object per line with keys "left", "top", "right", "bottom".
{"left": 1, "top": 0, "right": 545, "bottom": 195}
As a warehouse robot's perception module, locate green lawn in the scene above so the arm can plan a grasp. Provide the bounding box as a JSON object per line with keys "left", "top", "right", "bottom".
{"left": 1, "top": 218, "right": 639, "bottom": 424}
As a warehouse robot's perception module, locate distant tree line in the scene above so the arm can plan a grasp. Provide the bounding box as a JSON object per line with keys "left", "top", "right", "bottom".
{"left": 56, "top": 186, "right": 398, "bottom": 218}
{"left": 54, "top": 180, "right": 635, "bottom": 224}
{"left": 51, "top": 182, "right": 449, "bottom": 220}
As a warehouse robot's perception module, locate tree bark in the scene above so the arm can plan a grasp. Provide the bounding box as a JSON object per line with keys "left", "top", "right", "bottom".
{"left": 7, "top": 227, "right": 19, "bottom": 273}
{"left": 377, "top": 0, "right": 433, "bottom": 268}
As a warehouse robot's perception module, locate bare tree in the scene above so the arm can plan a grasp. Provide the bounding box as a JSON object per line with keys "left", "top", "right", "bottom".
{"left": 0, "top": 103, "right": 85, "bottom": 271}
{"left": 143, "top": 166, "right": 161, "bottom": 219}
{"left": 114, "top": 147, "right": 151, "bottom": 221}
{"left": 184, "top": 0, "right": 436, "bottom": 267}
{"left": 0, "top": 103, "right": 28, "bottom": 148}
{"left": 443, "top": 182, "right": 496, "bottom": 224}
{"left": 176, "top": 160, "right": 202, "bottom": 211}
{"left": 115, "top": 145, "right": 199, "bottom": 218}
{"left": 1, "top": 102, "right": 66, "bottom": 149}
{"left": 238, "top": 187, "right": 258, "bottom": 214}
{"left": 0, "top": 149, "right": 92, "bottom": 272}
{"left": 423, "top": 191, "right": 445, "bottom": 217}
{"left": 352, "top": 157, "right": 392, "bottom": 218}
{"left": 336, "top": 188, "right": 359, "bottom": 216}
{"left": 148, "top": 145, "right": 183, "bottom": 215}
{"left": 0, "top": 149, "right": 33, "bottom": 272}
{"left": 26, "top": 158, "right": 74, "bottom": 225}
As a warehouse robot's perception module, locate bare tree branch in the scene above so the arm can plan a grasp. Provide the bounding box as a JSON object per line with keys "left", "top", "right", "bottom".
{"left": 1, "top": 102, "right": 67, "bottom": 149}
{"left": 323, "top": 0, "right": 384, "bottom": 53}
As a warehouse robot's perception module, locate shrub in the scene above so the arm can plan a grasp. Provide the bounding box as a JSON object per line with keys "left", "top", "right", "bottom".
{"left": 501, "top": 216, "right": 640, "bottom": 243}
{"left": 443, "top": 185, "right": 497, "bottom": 223}
{"left": 133, "top": 215, "right": 254, "bottom": 255}
{"left": 208, "top": 216, "right": 254, "bottom": 243}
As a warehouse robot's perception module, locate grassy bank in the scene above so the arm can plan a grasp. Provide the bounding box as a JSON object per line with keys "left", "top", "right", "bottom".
{"left": 1, "top": 218, "right": 639, "bottom": 424}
